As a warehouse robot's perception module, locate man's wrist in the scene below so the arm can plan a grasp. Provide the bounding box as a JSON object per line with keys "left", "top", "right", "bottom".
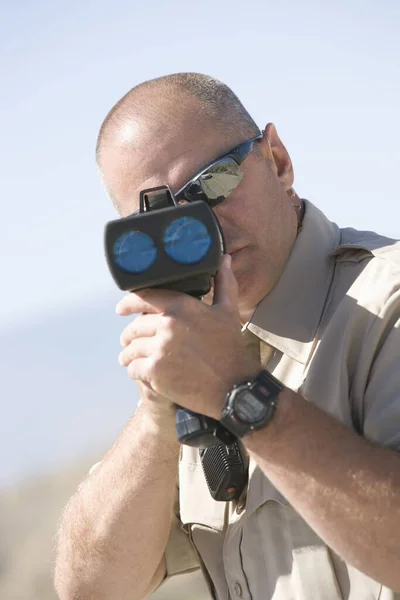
{"left": 219, "top": 369, "right": 285, "bottom": 439}
{"left": 138, "top": 400, "right": 180, "bottom": 446}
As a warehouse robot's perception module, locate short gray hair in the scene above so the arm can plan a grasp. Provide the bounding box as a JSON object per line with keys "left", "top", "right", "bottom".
{"left": 96, "top": 72, "right": 260, "bottom": 167}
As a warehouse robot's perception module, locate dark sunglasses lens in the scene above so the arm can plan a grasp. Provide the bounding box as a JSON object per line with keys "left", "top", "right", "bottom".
{"left": 186, "top": 158, "right": 243, "bottom": 207}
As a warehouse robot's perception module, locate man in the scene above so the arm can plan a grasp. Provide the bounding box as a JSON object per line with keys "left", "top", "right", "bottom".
{"left": 54, "top": 73, "right": 400, "bottom": 600}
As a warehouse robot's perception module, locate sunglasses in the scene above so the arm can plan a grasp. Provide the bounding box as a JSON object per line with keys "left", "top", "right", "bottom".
{"left": 134, "top": 133, "right": 263, "bottom": 216}
{"left": 174, "top": 133, "right": 263, "bottom": 208}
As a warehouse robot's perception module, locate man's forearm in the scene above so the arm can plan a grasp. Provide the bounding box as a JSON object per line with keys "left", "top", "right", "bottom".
{"left": 244, "top": 388, "right": 400, "bottom": 590}
{"left": 54, "top": 402, "right": 180, "bottom": 600}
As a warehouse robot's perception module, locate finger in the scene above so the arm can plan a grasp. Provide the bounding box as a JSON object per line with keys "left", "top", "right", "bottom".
{"left": 126, "top": 356, "right": 152, "bottom": 384}
{"left": 116, "top": 288, "right": 186, "bottom": 317}
{"left": 213, "top": 254, "right": 239, "bottom": 310}
{"left": 119, "top": 337, "right": 155, "bottom": 366}
{"left": 120, "top": 313, "right": 160, "bottom": 347}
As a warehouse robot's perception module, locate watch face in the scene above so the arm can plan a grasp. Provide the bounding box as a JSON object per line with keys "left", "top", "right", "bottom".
{"left": 235, "top": 389, "right": 269, "bottom": 424}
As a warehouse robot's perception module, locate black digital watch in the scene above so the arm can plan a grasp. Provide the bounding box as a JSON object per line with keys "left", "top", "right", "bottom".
{"left": 220, "top": 370, "right": 284, "bottom": 438}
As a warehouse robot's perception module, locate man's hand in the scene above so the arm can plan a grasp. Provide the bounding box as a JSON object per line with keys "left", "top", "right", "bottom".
{"left": 117, "top": 255, "right": 261, "bottom": 420}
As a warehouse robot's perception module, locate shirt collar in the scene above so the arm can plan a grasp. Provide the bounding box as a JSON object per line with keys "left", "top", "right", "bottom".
{"left": 245, "top": 201, "right": 340, "bottom": 364}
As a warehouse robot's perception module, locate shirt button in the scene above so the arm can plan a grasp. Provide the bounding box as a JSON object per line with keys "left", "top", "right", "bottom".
{"left": 233, "top": 582, "right": 243, "bottom": 597}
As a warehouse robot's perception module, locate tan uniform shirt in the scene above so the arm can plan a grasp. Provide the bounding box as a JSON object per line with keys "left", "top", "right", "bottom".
{"left": 163, "top": 201, "right": 400, "bottom": 600}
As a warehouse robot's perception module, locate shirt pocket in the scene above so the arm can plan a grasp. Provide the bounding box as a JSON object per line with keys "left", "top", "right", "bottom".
{"left": 286, "top": 506, "right": 382, "bottom": 600}
{"left": 245, "top": 498, "right": 343, "bottom": 600}
{"left": 246, "top": 467, "right": 344, "bottom": 600}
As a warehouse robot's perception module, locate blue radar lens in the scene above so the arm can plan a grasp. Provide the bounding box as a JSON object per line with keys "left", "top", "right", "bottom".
{"left": 113, "top": 231, "right": 157, "bottom": 273}
{"left": 164, "top": 217, "right": 211, "bottom": 264}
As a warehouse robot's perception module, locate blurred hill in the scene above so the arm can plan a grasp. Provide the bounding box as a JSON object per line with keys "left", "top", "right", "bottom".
{"left": 0, "top": 456, "right": 95, "bottom": 599}
{"left": 0, "top": 455, "right": 210, "bottom": 600}
{"left": 0, "top": 292, "right": 139, "bottom": 488}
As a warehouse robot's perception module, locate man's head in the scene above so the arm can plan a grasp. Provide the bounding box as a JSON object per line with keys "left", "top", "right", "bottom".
{"left": 97, "top": 73, "right": 299, "bottom": 320}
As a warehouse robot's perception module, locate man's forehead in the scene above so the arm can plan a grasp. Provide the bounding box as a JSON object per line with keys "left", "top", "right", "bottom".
{"left": 102, "top": 120, "right": 239, "bottom": 215}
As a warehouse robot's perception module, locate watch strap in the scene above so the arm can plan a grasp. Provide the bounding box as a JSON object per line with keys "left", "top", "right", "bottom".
{"left": 255, "top": 369, "right": 284, "bottom": 400}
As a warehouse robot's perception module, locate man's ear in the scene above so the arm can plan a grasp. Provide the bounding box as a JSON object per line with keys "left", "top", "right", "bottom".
{"left": 259, "top": 123, "right": 294, "bottom": 191}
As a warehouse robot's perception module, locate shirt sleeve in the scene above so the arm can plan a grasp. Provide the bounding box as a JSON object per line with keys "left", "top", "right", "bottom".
{"left": 362, "top": 289, "right": 400, "bottom": 449}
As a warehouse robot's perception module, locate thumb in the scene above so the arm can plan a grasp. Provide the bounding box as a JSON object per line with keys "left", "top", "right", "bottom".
{"left": 213, "top": 254, "right": 239, "bottom": 309}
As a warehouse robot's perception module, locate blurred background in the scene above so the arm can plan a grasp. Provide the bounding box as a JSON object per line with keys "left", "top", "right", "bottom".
{"left": 0, "top": 0, "right": 399, "bottom": 598}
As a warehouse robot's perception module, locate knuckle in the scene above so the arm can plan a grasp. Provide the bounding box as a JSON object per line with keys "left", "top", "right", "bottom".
{"left": 158, "top": 337, "right": 170, "bottom": 355}
{"left": 159, "top": 314, "right": 179, "bottom": 345}
{"left": 148, "top": 352, "right": 166, "bottom": 383}
{"left": 148, "top": 350, "right": 162, "bottom": 371}
{"left": 121, "top": 316, "right": 140, "bottom": 346}
{"left": 161, "top": 324, "right": 175, "bottom": 346}
{"left": 127, "top": 362, "right": 136, "bottom": 379}
{"left": 120, "top": 323, "right": 133, "bottom": 346}
{"left": 119, "top": 350, "right": 130, "bottom": 367}
{"left": 120, "top": 331, "right": 128, "bottom": 347}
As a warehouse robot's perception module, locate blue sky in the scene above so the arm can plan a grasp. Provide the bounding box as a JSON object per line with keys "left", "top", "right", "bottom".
{"left": 1, "top": 0, "right": 399, "bottom": 331}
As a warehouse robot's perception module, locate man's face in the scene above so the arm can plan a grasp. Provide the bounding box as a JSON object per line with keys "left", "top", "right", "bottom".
{"left": 100, "top": 107, "right": 297, "bottom": 320}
